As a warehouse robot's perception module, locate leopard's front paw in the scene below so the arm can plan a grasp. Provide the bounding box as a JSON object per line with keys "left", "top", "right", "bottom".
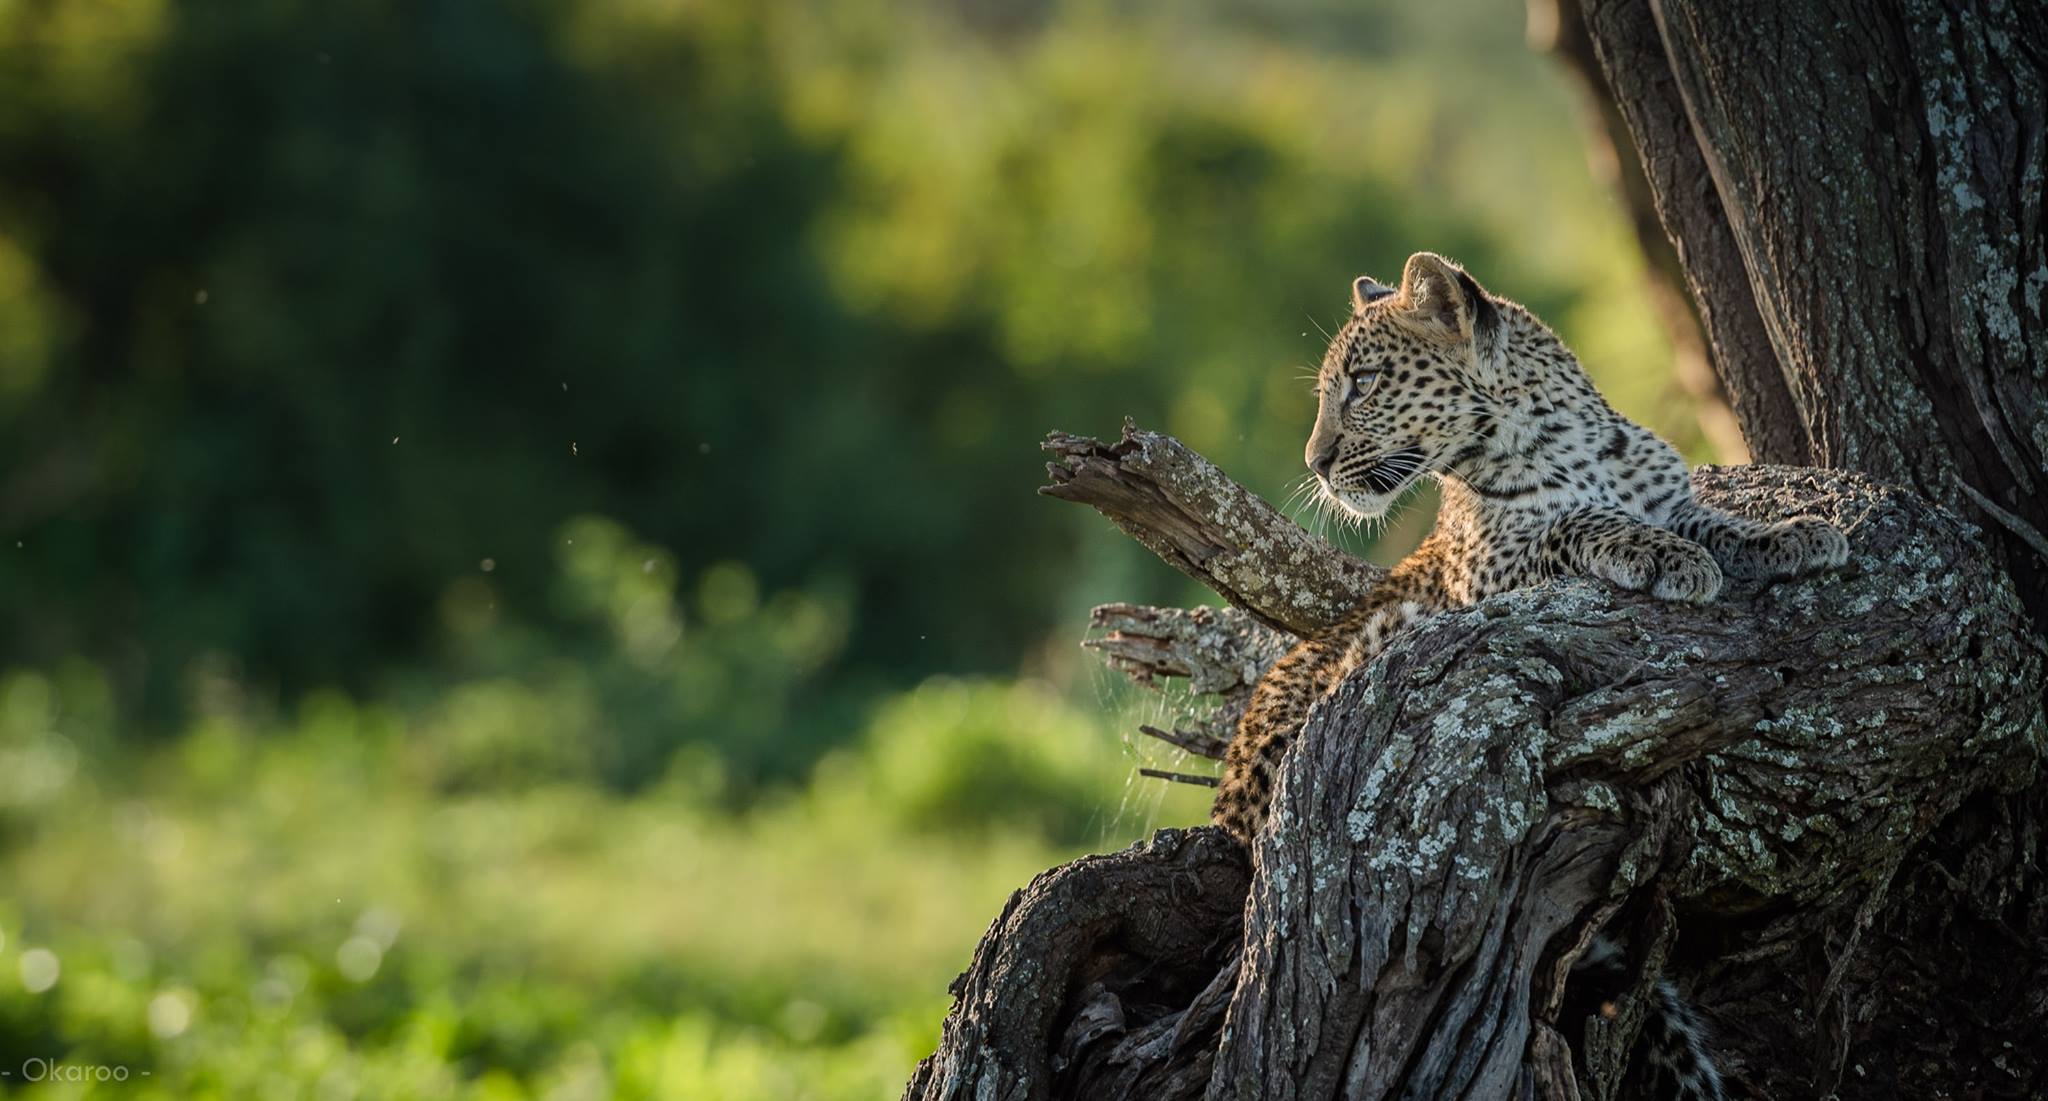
{"left": 1649, "top": 540, "right": 1724, "bottom": 603}
{"left": 1587, "top": 537, "right": 1723, "bottom": 604}
{"left": 1754, "top": 516, "right": 1850, "bottom": 580}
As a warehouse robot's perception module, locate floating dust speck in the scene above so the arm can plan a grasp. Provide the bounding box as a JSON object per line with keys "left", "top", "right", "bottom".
{"left": 480, "top": 558, "right": 496, "bottom": 573}
{"left": 195, "top": 290, "right": 209, "bottom": 305}
{"left": 570, "top": 441, "right": 578, "bottom": 456}
{"left": 698, "top": 442, "right": 711, "bottom": 454}
{"left": 641, "top": 558, "right": 656, "bottom": 574}
{"left": 391, "top": 436, "right": 399, "bottom": 445}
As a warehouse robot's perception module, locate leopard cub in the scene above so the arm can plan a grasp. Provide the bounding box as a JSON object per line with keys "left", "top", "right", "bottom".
{"left": 1210, "top": 253, "right": 1846, "bottom": 1101}
{"left": 1214, "top": 252, "right": 1848, "bottom": 846}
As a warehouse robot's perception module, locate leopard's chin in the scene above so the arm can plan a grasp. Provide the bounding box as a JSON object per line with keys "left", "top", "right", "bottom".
{"left": 1327, "top": 456, "right": 1426, "bottom": 519}
{"left": 1330, "top": 487, "right": 1400, "bottom": 520}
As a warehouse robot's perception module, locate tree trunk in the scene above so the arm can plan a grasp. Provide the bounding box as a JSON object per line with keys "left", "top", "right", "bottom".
{"left": 906, "top": 4, "right": 2048, "bottom": 1098}
{"left": 1528, "top": 0, "right": 1758, "bottom": 465}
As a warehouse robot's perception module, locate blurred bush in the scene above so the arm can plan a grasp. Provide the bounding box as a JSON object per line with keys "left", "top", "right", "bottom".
{"left": 0, "top": 0, "right": 1685, "bottom": 785}
{"left": 817, "top": 676, "right": 1143, "bottom": 846}
{"left": 0, "top": 651, "right": 1204, "bottom": 1099}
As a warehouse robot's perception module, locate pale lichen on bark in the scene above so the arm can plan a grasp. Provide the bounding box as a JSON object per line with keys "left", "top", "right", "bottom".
{"left": 1044, "top": 423, "right": 1380, "bottom": 636}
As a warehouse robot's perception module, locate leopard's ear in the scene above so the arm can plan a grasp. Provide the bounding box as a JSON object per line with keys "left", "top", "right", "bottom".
{"left": 1397, "top": 252, "right": 1494, "bottom": 341}
{"left": 1352, "top": 274, "right": 1396, "bottom": 312}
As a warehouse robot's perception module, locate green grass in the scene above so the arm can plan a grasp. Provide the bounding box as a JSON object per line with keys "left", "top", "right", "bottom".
{"left": 0, "top": 671, "right": 1212, "bottom": 1099}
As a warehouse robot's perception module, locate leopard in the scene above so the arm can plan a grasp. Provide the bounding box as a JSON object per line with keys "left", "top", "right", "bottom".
{"left": 1211, "top": 252, "right": 1850, "bottom": 1101}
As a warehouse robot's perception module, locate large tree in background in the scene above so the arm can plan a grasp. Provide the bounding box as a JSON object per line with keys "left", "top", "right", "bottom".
{"left": 904, "top": 3, "right": 2047, "bottom": 1098}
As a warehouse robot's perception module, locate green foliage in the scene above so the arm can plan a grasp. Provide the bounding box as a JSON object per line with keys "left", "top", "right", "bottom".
{"left": 0, "top": 660, "right": 1205, "bottom": 1099}
{"left": 0, "top": 0, "right": 1695, "bottom": 775}
{"left": 0, "top": 0, "right": 1715, "bottom": 1093}
{"left": 818, "top": 676, "right": 1155, "bottom": 846}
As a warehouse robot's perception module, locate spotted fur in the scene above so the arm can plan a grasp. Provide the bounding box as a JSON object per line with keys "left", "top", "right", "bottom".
{"left": 1213, "top": 252, "right": 1848, "bottom": 843}
{"left": 1213, "top": 252, "right": 1848, "bottom": 1100}
{"left": 1571, "top": 935, "right": 1729, "bottom": 1100}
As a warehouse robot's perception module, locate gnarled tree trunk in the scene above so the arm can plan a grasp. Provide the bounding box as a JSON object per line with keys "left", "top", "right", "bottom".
{"left": 906, "top": 3, "right": 2048, "bottom": 1098}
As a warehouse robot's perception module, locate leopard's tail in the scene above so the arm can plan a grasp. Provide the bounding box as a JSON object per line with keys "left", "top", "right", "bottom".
{"left": 1642, "top": 979, "right": 1726, "bottom": 1101}
{"left": 1573, "top": 937, "right": 1726, "bottom": 1101}
{"left": 1210, "top": 637, "right": 1337, "bottom": 844}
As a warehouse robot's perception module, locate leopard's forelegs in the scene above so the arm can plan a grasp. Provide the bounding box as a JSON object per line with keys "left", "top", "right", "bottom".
{"left": 1664, "top": 495, "right": 1850, "bottom": 582}
{"left": 1543, "top": 506, "right": 1725, "bottom": 603}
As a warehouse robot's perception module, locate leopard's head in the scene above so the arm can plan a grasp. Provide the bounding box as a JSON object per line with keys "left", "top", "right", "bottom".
{"left": 1306, "top": 251, "right": 1501, "bottom": 519}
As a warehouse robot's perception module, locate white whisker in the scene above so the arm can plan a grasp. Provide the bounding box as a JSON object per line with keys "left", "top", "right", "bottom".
{"left": 1281, "top": 475, "right": 1321, "bottom": 522}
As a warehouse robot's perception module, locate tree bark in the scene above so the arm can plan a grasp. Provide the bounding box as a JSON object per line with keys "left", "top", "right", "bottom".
{"left": 906, "top": 431, "right": 2045, "bottom": 1101}
{"left": 1041, "top": 421, "right": 1381, "bottom": 638}
{"left": 1214, "top": 463, "right": 2042, "bottom": 1100}
{"left": 900, "top": 827, "right": 1251, "bottom": 1101}
{"left": 909, "top": 3, "right": 2048, "bottom": 1097}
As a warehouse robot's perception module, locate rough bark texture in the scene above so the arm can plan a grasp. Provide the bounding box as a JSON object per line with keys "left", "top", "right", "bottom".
{"left": 1042, "top": 422, "right": 1381, "bottom": 638}
{"left": 1568, "top": 0, "right": 1813, "bottom": 467}
{"left": 900, "top": 828, "right": 1251, "bottom": 1101}
{"left": 1216, "top": 464, "right": 2042, "bottom": 1101}
{"left": 1086, "top": 602, "right": 1292, "bottom": 763}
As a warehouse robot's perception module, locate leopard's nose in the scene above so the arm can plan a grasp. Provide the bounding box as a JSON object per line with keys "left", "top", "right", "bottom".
{"left": 1307, "top": 441, "right": 1337, "bottom": 480}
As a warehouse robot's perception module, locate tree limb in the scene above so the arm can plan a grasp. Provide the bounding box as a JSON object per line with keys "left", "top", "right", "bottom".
{"left": 1043, "top": 421, "right": 1380, "bottom": 636}
{"left": 1085, "top": 603, "right": 1292, "bottom": 699}
{"left": 1218, "top": 463, "right": 2043, "bottom": 1098}
{"left": 901, "top": 828, "right": 1250, "bottom": 1101}
{"left": 1139, "top": 726, "right": 1229, "bottom": 763}
{"left": 1139, "top": 767, "right": 1222, "bottom": 788}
